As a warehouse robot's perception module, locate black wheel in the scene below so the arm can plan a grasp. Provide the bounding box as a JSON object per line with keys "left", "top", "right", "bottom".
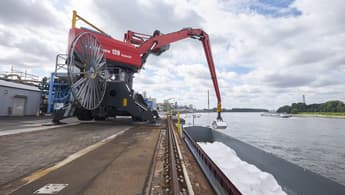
{"left": 132, "top": 116, "right": 143, "bottom": 122}
{"left": 94, "top": 116, "right": 106, "bottom": 121}
{"left": 52, "top": 109, "right": 65, "bottom": 123}
{"left": 76, "top": 109, "right": 93, "bottom": 121}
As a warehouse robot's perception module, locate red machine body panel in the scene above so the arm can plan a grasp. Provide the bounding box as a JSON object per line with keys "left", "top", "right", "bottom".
{"left": 68, "top": 28, "right": 142, "bottom": 69}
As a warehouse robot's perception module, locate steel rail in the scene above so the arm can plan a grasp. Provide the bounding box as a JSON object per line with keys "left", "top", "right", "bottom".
{"left": 183, "top": 130, "right": 242, "bottom": 195}
{"left": 167, "top": 116, "right": 182, "bottom": 194}
{"left": 143, "top": 129, "right": 163, "bottom": 195}
{"left": 170, "top": 123, "right": 194, "bottom": 195}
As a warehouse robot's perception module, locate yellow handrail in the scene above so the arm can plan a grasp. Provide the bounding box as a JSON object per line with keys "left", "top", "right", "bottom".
{"left": 177, "top": 112, "right": 182, "bottom": 137}
{"left": 71, "top": 10, "right": 106, "bottom": 34}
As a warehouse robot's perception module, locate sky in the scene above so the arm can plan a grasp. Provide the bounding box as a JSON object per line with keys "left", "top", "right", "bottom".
{"left": 0, "top": 0, "right": 345, "bottom": 110}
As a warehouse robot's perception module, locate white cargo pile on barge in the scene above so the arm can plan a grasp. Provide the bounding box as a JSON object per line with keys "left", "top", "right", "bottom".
{"left": 199, "top": 142, "right": 287, "bottom": 195}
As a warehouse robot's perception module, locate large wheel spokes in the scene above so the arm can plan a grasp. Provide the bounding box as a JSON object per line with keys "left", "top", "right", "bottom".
{"left": 68, "top": 32, "right": 108, "bottom": 110}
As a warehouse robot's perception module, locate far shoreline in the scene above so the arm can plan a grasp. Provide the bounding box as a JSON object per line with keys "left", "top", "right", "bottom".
{"left": 293, "top": 113, "right": 345, "bottom": 119}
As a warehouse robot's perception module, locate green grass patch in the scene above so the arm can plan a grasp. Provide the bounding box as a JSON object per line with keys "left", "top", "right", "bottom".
{"left": 296, "top": 112, "right": 345, "bottom": 118}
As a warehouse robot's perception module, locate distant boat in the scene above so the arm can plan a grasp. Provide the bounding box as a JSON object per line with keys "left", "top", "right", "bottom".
{"left": 261, "top": 112, "right": 292, "bottom": 118}
{"left": 279, "top": 113, "right": 292, "bottom": 118}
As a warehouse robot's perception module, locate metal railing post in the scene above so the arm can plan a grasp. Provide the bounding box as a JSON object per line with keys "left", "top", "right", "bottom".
{"left": 177, "top": 112, "right": 182, "bottom": 136}
{"left": 47, "top": 72, "right": 55, "bottom": 113}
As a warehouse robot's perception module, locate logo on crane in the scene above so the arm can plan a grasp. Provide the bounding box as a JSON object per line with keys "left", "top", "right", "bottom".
{"left": 112, "top": 49, "right": 120, "bottom": 56}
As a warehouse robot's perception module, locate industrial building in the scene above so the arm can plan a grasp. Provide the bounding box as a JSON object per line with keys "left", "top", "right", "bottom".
{"left": 0, "top": 79, "right": 41, "bottom": 116}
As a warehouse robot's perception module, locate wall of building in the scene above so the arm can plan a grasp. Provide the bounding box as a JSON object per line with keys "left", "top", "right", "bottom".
{"left": 0, "top": 86, "right": 41, "bottom": 116}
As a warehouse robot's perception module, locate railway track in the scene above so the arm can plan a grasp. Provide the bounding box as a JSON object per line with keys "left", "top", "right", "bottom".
{"left": 146, "top": 116, "right": 193, "bottom": 195}
{"left": 147, "top": 116, "right": 241, "bottom": 195}
{"left": 164, "top": 116, "right": 190, "bottom": 194}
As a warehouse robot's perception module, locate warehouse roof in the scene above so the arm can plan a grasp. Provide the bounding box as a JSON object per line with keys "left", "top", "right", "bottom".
{"left": 0, "top": 79, "right": 41, "bottom": 92}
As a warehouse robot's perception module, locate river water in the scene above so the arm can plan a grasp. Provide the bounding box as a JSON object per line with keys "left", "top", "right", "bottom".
{"left": 182, "top": 112, "right": 345, "bottom": 186}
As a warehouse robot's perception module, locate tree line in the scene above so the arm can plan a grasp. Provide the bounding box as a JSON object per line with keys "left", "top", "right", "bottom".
{"left": 198, "top": 108, "right": 269, "bottom": 112}
{"left": 277, "top": 100, "right": 345, "bottom": 114}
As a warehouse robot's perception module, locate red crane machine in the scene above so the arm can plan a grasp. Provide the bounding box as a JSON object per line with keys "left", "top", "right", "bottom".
{"left": 54, "top": 11, "right": 226, "bottom": 128}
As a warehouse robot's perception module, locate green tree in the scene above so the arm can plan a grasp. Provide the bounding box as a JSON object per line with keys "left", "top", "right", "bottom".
{"left": 277, "top": 105, "right": 291, "bottom": 113}
{"left": 291, "top": 108, "right": 299, "bottom": 114}
{"left": 278, "top": 100, "right": 345, "bottom": 113}
{"left": 290, "top": 102, "right": 306, "bottom": 113}
{"left": 306, "top": 104, "right": 321, "bottom": 112}
{"left": 335, "top": 101, "right": 345, "bottom": 112}
{"left": 38, "top": 77, "right": 49, "bottom": 92}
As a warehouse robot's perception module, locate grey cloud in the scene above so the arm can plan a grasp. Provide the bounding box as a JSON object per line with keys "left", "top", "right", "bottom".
{"left": 14, "top": 37, "right": 57, "bottom": 61}
{"left": 210, "top": 34, "right": 232, "bottom": 46}
{"left": 136, "top": 76, "right": 155, "bottom": 85}
{"left": 0, "top": 0, "right": 59, "bottom": 27}
{"left": 271, "top": 87, "right": 289, "bottom": 94}
{"left": 324, "top": 54, "right": 345, "bottom": 69}
{"left": 0, "top": 57, "right": 26, "bottom": 67}
{"left": 0, "top": 28, "right": 57, "bottom": 66}
{"left": 0, "top": 54, "right": 47, "bottom": 69}
{"left": 311, "top": 79, "right": 341, "bottom": 87}
{"left": 94, "top": 0, "right": 203, "bottom": 35}
{"left": 309, "top": 68, "right": 345, "bottom": 87}
{"left": 286, "top": 48, "right": 334, "bottom": 66}
{"left": 0, "top": 30, "right": 13, "bottom": 47}
{"left": 264, "top": 73, "right": 313, "bottom": 88}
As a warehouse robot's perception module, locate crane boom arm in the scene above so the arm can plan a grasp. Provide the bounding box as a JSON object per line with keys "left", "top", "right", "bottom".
{"left": 125, "top": 28, "right": 223, "bottom": 118}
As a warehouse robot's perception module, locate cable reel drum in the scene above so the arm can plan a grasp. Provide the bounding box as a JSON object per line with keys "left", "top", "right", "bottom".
{"left": 68, "top": 32, "right": 108, "bottom": 110}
